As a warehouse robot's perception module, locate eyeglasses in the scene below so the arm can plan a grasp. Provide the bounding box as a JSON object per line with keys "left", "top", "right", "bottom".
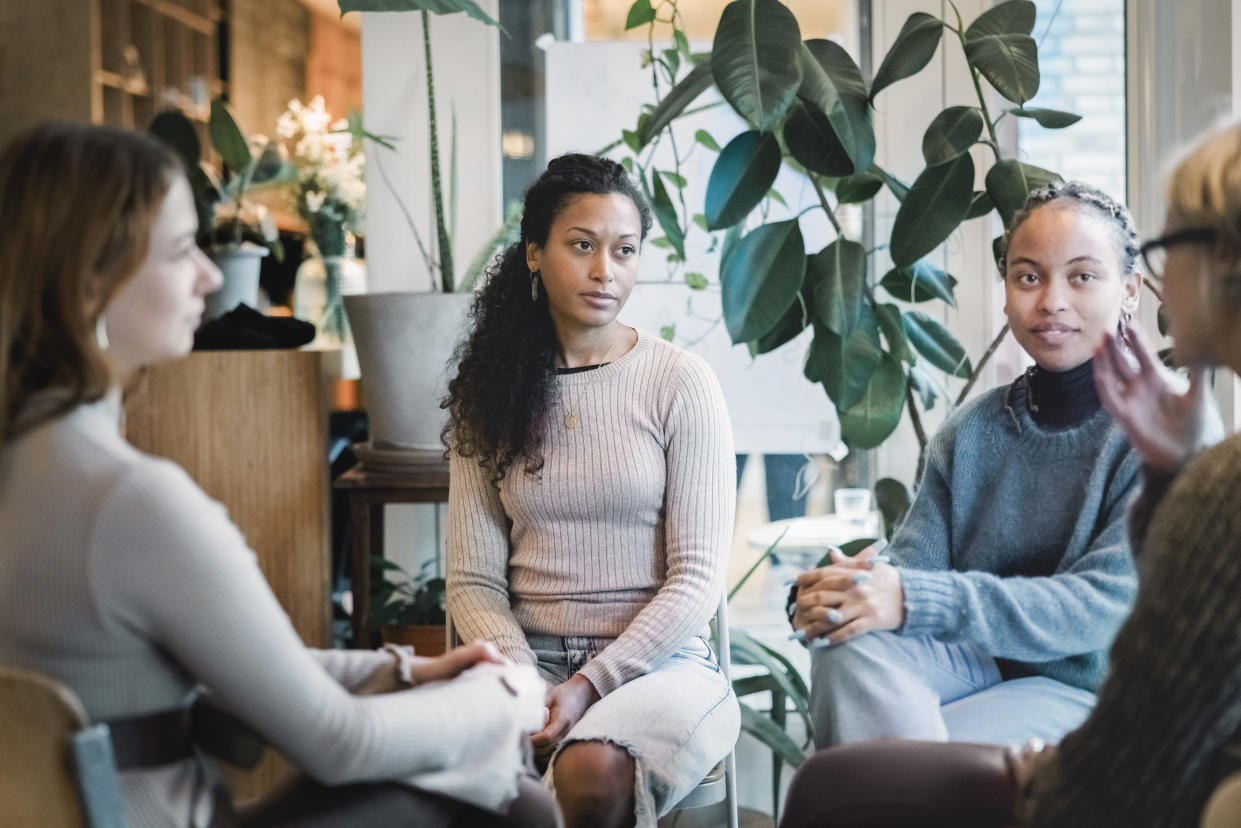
{"left": 1140, "top": 227, "right": 1216, "bottom": 282}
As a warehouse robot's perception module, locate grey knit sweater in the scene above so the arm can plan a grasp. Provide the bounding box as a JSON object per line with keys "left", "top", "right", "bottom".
{"left": 891, "top": 372, "right": 1141, "bottom": 691}
{"left": 446, "top": 331, "right": 736, "bottom": 697}
{"left": 1022, "top": 434, "right": 1241, "bottom": 827}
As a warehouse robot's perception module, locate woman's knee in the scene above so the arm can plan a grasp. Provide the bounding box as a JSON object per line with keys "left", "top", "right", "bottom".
{"left": 553, "top": 740, "right": 634, "bottom": 810}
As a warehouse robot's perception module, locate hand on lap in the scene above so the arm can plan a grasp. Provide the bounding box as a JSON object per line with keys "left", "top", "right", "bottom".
{"left": 792, "top": 543, "right": 905, "bottom": 645}
{"left": 530, "top": 673, "right": 600, "bottom": 765}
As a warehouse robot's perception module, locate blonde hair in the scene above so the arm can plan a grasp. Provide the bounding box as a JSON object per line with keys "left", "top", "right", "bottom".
{"left": 1165, "top": 121, "right": 1241, "bottom": 304}
{"left": 0, "top": 122, "right": 180, "bottom": 441}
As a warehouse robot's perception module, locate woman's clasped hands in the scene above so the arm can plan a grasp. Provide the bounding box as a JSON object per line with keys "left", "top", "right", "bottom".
{"left": 791, "top": 543, "right": 905, "bottom": 646}
{"left": 530, "top": 673, "right": 600, "bottom": 767}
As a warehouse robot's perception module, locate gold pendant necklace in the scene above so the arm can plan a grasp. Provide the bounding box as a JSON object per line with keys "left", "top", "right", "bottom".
{"left": 562, "top": 326, "right": 628, "bottom": 430}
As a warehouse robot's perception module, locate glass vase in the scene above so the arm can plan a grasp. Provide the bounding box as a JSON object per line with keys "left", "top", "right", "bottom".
{"left": 295, "top": 252, "right": 367, "bottom": 349}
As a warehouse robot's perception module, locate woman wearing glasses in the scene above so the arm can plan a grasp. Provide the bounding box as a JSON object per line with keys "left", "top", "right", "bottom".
{"left": 780, "top": 122, "right": 1239, "bottom": 828}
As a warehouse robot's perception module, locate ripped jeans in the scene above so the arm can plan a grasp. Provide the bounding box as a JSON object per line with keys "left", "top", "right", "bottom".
{"left": 527, "top": 633, "right": 739, "bottom": 828}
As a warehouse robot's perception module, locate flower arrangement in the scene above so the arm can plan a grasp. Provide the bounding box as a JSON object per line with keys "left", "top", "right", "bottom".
{"left": 278, "top": 96, "right": 366, "bottom": 257}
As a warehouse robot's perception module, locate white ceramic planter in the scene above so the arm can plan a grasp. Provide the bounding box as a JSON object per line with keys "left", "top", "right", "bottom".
{"left": 345, "top": 291, "right": 474, "bottom": 452}
{"left": 204, "top": 243, "right": 268, "bottom": 321}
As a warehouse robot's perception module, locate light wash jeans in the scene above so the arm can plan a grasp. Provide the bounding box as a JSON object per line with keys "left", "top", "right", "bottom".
{"left": 809, "top": 631, "right": 1095, "bottom": 749}
{"left": 527, "top": 633, "right": 739, "bottom": 828}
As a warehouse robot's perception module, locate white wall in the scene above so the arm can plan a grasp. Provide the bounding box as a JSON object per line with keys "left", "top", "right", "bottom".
{"left": 1127, "top": 0, "right": 1238, "bottom": 431}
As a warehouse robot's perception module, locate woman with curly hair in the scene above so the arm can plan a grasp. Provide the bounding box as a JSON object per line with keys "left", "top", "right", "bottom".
{"left": 444, "top": 153, "right": 740, "bottom": 828}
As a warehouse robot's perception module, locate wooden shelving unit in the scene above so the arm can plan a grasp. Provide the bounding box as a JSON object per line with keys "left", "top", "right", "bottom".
{"left": 0, "top": 0, "right": 227, "bottom": 149}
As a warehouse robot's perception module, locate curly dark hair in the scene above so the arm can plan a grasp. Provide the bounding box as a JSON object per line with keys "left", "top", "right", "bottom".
{"left": 442, "top": 153, "right": 653, "bottom": 481}
{"left": 996, "top": 180, "right": 1140, "bottom": 278}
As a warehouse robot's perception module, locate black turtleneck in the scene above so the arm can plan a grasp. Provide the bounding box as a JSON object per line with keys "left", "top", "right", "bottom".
{"left": 1027, "top": 359, "right": 1100, "bottom": 429}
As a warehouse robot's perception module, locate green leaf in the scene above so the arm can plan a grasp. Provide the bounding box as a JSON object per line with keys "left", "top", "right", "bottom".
{"left": 838, "top": 353, "right": 907, "bottom": 448}
{"left": 675, "top": 29, "right": 691, "bottom": 57}
{"left": 731, "top": 628, "right": 813, "bottom": 737}
{"left": 805, "top": 317, "right": 882, "bottom": 410}
{"left": 208, "top": 99, "right": 252, "bottom": 174}
{"left": 660, "top": 324, "right": 676, "bottom": 342}
{"left": 695, "top": 129, "right": 722, "bottom": 152}
{"left": 660, "top": 170, "right": 688, "bottom": 189}
{"left": 796, "top": 41, "right": 875, "bottom": 174}
{"left": 802, "top": 38, "right": 868, "bottom": 100}
{"left": 909, "top": 362, "right": 938, "bottom": 409}
{"left": 620, "top": 156, "right": 635, "bottom": 173}
{"left": 721, "top": 219, "right": 806, "bottom": 343}
{"left": 685, "top": 271, "right": 709, "bottom": 290}
{"left": 711, "top": 0, "right": 804, "bottom": 131}
{"left": 338, "top": 0, "right": 500, "bottom": 28}
{"left": 966, "top": 190, "right": 994, "bottom": 220}
{"left": 963, "top": 0, "right": 1039, "bottom": 104}
{"left": 874, "top": 477, "right": 912, "bottom": 536}
{"left": 767, "top": 189, "right": 787, "bottom": 207}
{"left": 871, "top": 165, "right": 910, "bottom": 202}
{"left": 879, "top": 260, "right": 958, "bottom": 306}
{"left": 921, "top": 106, "right": 984, "bottom": 166}
{"left": 753, "top": 288, "right": 810, "bottom": 355}
{"left": 784, "top": 100, "right": 854, "bottom": 177}
{"left": 692, "top": 213, "right": 709, "bottom": 232}
{"left": 650, "top": 236, "right": 674, "bottom": 249}
{"left": 870, "top": 12, "right": 943, "bottom": 99}
{"left": 637, "top": 62, "right": 714, "bottom": 146}
{"left": 1009, "top": 107, "right": 1082, "bottom": 128}
{"left": 149, "top": 109, "right": 201, "bottom": 171}
{"left": 889, "top": 153, "right": 975, "bottom": 267}
{"left": 835, "top": 172, "right": 883, "bottom": 204}
{"left": 903, "top": 311, "right": 972, "bottom": 377}
{"left": 650, "top": 170, "right": 685, "bottom": 258}
{"left": 809, "top": 239, "right": 868, "bottom": 336}
{"left": 622, "top": 129, "right": 642, "bottom": 154}
{"left": 625, "top": 0, "right": 655, "bottom": 29}
{"left": 664, "top": 47, "right": 681, "bottom": 76}
{"left": 706, "top": 130, "right": 783, "bottom": 230}
{"left": 739, "top": 703, "right": 806, "bottom": 768}
{"left": 985, "top": 159, "right": 1061, "bottom": 226}
{"left": 875, "top": 302, "right": 914, "bottom": 364}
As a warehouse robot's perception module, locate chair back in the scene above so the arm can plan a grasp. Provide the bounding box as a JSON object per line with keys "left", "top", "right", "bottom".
{"left": 0, "top": 665, "right": 125, "bottom": 828}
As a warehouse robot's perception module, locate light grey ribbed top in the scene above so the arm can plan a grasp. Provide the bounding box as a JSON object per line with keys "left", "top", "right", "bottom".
{"left": 0, "top": 390, "right": 544, "bottom": 827}
{"left": 446, "top": 331, "right": 736, "bottom": 697}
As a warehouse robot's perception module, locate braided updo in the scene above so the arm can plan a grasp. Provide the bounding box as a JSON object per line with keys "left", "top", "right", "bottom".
{"left": 996, "top": 181, "right": 1140, "bottom": 279}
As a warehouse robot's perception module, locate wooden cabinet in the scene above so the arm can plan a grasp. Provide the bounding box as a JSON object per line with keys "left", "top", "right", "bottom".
{"left": 123, "top": 348, "right": 334, "bottom": 801}
{"left": 0, "top": 0, "right": 224, "bottom": 149}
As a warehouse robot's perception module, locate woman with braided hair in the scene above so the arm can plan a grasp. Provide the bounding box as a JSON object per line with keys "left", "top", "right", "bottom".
{"left": 443, "top": 153, "right": 740, "bottom": 828}
{"left": 790, "top": 181, "right": 1145, "bottom": 750}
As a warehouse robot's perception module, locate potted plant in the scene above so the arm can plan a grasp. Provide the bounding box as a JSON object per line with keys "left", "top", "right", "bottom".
{"left": 334, "top": 0, "right": 503, "bottom": 455}
{"left": 150, "top": 99, "right": 292, "bottom": 320}
{"left": 369, "top": 556, "right": 448, "bottom": 656}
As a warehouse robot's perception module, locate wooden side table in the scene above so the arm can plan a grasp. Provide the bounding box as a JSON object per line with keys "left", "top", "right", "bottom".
{"left": 333, "top": 462, "right": 450, "bottom": 646}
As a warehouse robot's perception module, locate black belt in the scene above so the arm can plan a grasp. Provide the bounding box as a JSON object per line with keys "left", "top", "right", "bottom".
{"left": 103, "top": 701, "right": 265, "bottom": 770}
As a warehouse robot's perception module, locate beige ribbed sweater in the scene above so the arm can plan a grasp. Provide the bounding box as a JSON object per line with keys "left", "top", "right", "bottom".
{"left": 447, "top": 332, "right": 736, "bottom": 697}
{"left": 0, "top": 391, "right": 544, "bottom": 827}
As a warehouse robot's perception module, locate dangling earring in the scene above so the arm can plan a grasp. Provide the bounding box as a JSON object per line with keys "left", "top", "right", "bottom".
{"left": 95, "top": 314, "right": 109, "bottom": 351}
{"left": 530, "top": 270, "right": 540, "bottom": 302}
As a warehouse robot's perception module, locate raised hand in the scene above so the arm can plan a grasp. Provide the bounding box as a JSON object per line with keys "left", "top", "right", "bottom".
{"left": 1093, "top": 328, "right": 1210, "bottom": 473}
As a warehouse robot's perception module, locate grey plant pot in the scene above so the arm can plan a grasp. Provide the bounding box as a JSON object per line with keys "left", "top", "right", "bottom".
{"left": 344, "top": 291, "right": 473, "bottom": 453}
{"left": 205, "top": 243, "right": 268, "bottom": 321}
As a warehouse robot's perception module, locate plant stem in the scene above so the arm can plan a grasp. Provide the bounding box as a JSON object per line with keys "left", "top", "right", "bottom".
{"left": 953, "top": 26, "right": 1003, "bottom": 161}
{"left": 809, "top": 175, "right": 844, "bottom": 234}
{"left": 728, "top": 527, "right": 790, "bottom": 603}
{"left": 423, "top": 10, "right": 454, "bottom": 292}
{"left": 904, "top": 383, "right": 928, "bottom": 454}
{"left": 955, "top": 322, "right": 1009, "bottom": 406}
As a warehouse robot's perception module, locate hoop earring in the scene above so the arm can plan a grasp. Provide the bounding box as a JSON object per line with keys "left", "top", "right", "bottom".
{"left": 95, "top": 314, "right": 109, "bottom": 351}
{"left": 530, "top": 270, "right": 540, "bottom": 302}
